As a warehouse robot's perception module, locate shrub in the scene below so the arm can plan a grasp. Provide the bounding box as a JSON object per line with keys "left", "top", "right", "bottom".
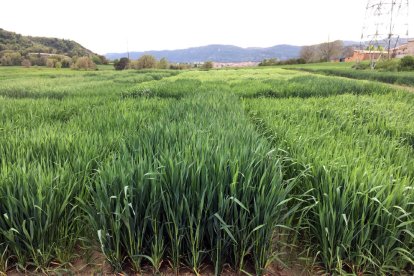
{"left": 72, "top": 56, "right": 97, "bottom": 70}
{"left": 376, "top": 59, "right": 399, "bottom": 72}
{"left": 399, "top": 55, "right": 414, "bottom": 71}
{"left": 259, "top": 58, "right": 279, "bottom": 66}
{"left": 114, "top": 57, "right": 129, "bottom": 70}
{"left": 134, "top": 55, "right": 157, "bottom": 69}
{"left": 259, "top": 58, "right": 306, "bottom": 66}
{"left": 61, "top": 57, "right": 73, "bottom": 68}
{"left": 202, "top": 61, "right": 213, "bottom": 70}
{"left": 352, "top": 62, "right": 370, "bottom": 70}
{"left": 91, "top": 55, "right": 102, "bottom": 65}
{"left": 157, "top": 58, "right": 169, "bottom": 69}
{"left": 46, "top": 59, "right": 55, "bottom": 68}
{"left": 169, "top": 63, "right": 192, "bottom": 70}
{"left": 29, "top": 55, "right": 48, "bottom": 66}
{"left": 21, "top": 59, "right": 31, "bottom": 68}
{"left": 0, "top": 52, "right": 22, "bottom": 66}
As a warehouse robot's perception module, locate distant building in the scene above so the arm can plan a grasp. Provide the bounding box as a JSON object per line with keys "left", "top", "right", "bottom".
{"left": 27, "top": 53, "right": 72, "bottom": 60}
{"left": 344, "top": 50, "right": 387, "bottom": 62}
{"left": 342, "top": 39, "right": 414, "bottom": 62}
{"left": 212, "top": 62, "right": 260, "bottom": 68}
{"left": 28, "top": 53, "right": 59, "bottom": 57}
{"left": 393, "top": 39, "right": 414, "bottom": 57}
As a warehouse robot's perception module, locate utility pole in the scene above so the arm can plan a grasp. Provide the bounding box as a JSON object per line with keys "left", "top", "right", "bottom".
{"left": 361, "top": 0, "right": 409, "bottom": 69}
{"left": 127, "top": 38, "right": 130, "bottom": 60}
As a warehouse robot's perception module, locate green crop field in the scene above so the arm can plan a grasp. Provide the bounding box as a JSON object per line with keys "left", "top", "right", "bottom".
{"left": 0, "top": 66, "right": 413, "bottom": 275}
{"left": 284, "top": 62, "right": 414, "bottom": 87}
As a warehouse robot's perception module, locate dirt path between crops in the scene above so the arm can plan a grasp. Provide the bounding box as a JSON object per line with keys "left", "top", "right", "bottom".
{"left": 66, "top": 249, "right": 310, "bottom": 275}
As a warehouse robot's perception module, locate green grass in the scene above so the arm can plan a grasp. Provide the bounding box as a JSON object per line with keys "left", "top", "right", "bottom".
{"left": 285, "top": 62, "right": 414, "bottom": 86}
{"left": 0, "top": 66, "right": 413, "bottom": 275}
{"left": 241, "top": 72, "right": 414, "bottom": 274}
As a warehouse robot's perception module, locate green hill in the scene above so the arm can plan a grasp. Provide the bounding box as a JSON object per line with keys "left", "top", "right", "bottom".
{"left": 0, "top": 28, "right": 95, "bottom": 57}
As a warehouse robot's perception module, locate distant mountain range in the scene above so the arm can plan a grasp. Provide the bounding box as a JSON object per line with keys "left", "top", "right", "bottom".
{"left": 106, "top": 40, "right": 413, "bottom": 63}
{"left": 106, "top": 44, "right": 303, "bottom": 63}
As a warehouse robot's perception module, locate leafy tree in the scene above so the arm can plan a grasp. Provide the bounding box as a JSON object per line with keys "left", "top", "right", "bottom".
{"left": 0, "top": 52, "right": 22, "bottom": 65}
{"left": 72, "top": 56, "right": 97, "bottom": 70}
{"left": 46, "top": 58, "right": 55, "bottom": 68}
{"left": 259, "top": 58, "right": 279, "bottom": 66}
{"left": 29, "top": 55, "right": 47, "bottom": 66}
{"left": 92, "top": 55, "right": 103, "bottom": 65}
{"left": 0, "top": 55, "right": 11, "bottom": 66}
{"left": 202, "top": 61, "right": 213, "bottom": 70}
{"left": 61, "top": 57, "right": 73, "bottom": 68}
{"left": 99, "top": 55, "right": 109, "bottom": 65}
{"left": 169, "top": 63, "right": 192, "bottom": 70}
{"left": 21, "top": 59, "right": 31, "bottom": 67}
{"left": 157, "top": 57, "right": 169, "bottom": 69}
{"left": 136, "top": 55, "right": 157, "bottom": 69}
{"left": 399, "top": 55, "right": 414, "bottom": 71}
{"left": 114, "top": 57, "right": 129, "bottom": 70}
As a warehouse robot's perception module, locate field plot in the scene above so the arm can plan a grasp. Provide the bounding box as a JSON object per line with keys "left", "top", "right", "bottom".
{"left": 285, "top": 62, "right": 414, "bottom": 87}
{"left": 0, "top": 67, "right": 413, "bottom": 275}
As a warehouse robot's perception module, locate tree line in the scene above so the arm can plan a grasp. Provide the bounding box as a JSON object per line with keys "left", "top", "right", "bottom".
{"left": 113, "top": 55, "right": 213, "bottom": 70}
{"left": 0, "top": 52, "right": 107, "bottom": 70}
{"left": 299, "top": 40, "right": 352, "bottom": 63}
{"left": 260, "top": 40, "right": 354, "bottom": 66}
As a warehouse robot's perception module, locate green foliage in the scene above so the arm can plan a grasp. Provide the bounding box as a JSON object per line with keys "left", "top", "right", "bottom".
{"left": 247, "top": 91, "right": 414, "bottom": 274}
{"left": 0, "top": 66, "right": 413, "bottom": 275}
{"left": 72, "top": 56, "right": 96, "bottom": 70}
{"left": 60, "top": 57, "right": 73, "bottom": 68}
{"left": 234, "top": 74, "right": 393, "bottom": 99}
{"left": 0, "top": 52, "right": 22, "bottom": 66}
{"left": 114, "top": 57, "right": 129, "bottom": 70}
{"left": 399, "top": 55, "right": 414, "bottom": 71}
{"left": 352, "top": 62, "right": 370, "bottom": 70}
{"left": 28, "top": 55, "right": 48, "bottom": 66}
{"left": 46, "top": 58, "right": 55, "bottom": 68}
{"left": 0, "top": 28, "right": 95, "bottom": 58}
{"left": 376, "top": 59, "right": 400, "bottom": 72}
{"left": 85, "top": 90, "right": 295, "bottom": 274}
{"left": 289, "top": 63, "right": 414, "bottom": 86}
{"left": 259, "top": 58, "right": 279, "bottom": 66}
{"left": 259, "top": 58, "right": 306, "bottom": 66}
{"left": 91, "top": 55, "right": 108, "bottom": 65}
{"left": 169, "top": 63, "right": 192, "bottom": 70}
{"left": 133, "top": 55, "right": 157, "bottom": 69}
{"left": 202, "top": 61, "right": 213, "bottom": 70}
{"left": 91, "top": 55, "right": 102, "bottom": 65}
{"left": 157, "top": 57, "right": 169, "bottom": 69}
{"left": 21, "top": 59, "right": 31, "bottom": 68}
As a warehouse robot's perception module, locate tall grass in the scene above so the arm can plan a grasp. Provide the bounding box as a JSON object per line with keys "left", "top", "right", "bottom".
{"left": 0, "top": 68, "right": 178, "bottom": 272}
{"left": 1, "top": 66, "right": 413, "bottom": 275}
{"left": 83, "top": 90, "right": 297, "bottom": 274}
{"left": 286, "top": 65, "right": 414, "bottom": 86}
{"left": 246, "top": 92, "right": 414, "bottom": 274}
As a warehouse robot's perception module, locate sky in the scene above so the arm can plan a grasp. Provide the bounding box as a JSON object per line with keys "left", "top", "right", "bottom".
{"left": 1, "top": 0, "right": 413, "bottom": 54}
